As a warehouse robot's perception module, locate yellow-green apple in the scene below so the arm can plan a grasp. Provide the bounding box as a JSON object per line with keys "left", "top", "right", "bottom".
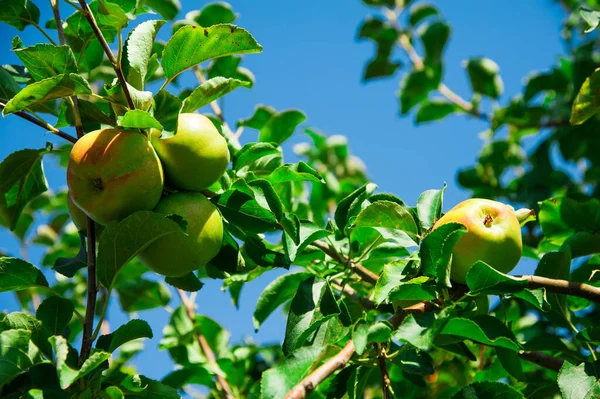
{"left": 67, "top": 193, "right": 103, "bottom": 236}
{"left": 67, "top": 128, "right": 164, "bottom": 225}
{"left": 150, "top": 113, "right": 230, "bottom": 191}
{"left": 432, "top": 198, "right": 525, "bottom": 284}
{"left": 138, "top": 192, "right": 223, "bottom": 277}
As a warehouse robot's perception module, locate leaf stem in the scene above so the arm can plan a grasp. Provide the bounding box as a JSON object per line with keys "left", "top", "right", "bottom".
{"left": 310, "top": 240, "right": 379, "bottom": 285}
{"left": 0, "top": 102, "right": 77, "bottom": 143}
{"left": 76, "top": 0, "right": 135, "bottom": 109}
{"left": 176, "top": 289, "right": 235, "bottom": 399}
{"left": 33, "top": 22, "right": 57, "bottom": 45}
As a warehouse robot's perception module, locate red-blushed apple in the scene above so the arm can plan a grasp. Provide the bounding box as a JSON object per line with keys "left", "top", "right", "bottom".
{"left": 67, "top": 128, "right": 164, "bottom": 225}
{"left": 138, "top": 192, "right": 223, "bottom": 277}
{"left": 432, "top": 198, "right": 525, "bottom": 284}
{"left": 150, "top": 113, "right": 230, "bottom": 191}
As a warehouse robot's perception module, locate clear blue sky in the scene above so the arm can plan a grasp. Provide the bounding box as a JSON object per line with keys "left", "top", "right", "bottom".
{"left": 0, "top": 0, "right": 565, "bottom": 383}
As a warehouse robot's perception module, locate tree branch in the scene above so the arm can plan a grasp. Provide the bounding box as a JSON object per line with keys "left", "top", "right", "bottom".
{"left": 310, "top": 240, "right": 379, "bottom": 285}
{"left": 79, "top": 219, "right": 97, "bottom": 364}
{"left": 76, "top": 0, "right": 135, "bottom": 109}
{"left": 518, "top": 351, "right": 564, "bottom": 372}
{"left": 374, "top": 344, "right": 392, "bottom": 399}
{"left": 176, "top": 289, "right": 235, "bottom": 399}
{"left": 0, "top": 102, "right": 77, "bottom": 143}
{"left": 285, "top": 302, "right": 433, "bottom": 399}
{"left": 521, "top": 275, "right": 600, "bottom": 305}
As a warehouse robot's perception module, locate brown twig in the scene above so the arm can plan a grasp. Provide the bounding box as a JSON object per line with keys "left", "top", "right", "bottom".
{"left": 310, "top": 240, "right": 379, "bottom": 285}
{"left": 79, "top": 219, "right": 97, "bottom": 364}
{"left": 518, "top": 351, "right": 564, "bottom": 372}
{"left": 0, "top": 102, "right": 77, "bottom": 143}
{"left": 332, "top": 279, "right": 377, "bottom": 310}
{"left": 76, "top": 0, "right": 135, "bottom": 109}
{"left": 374, "top": 344, "right": 392, "bottom": 399}
{"left": 176, "top": 289, "right": 235, "bottom": 399}
{"left": 285, "top": 302, "right": 433, "bottom": 399}
{"left": 520, "top": 275, "right": 600, "bottom": 304}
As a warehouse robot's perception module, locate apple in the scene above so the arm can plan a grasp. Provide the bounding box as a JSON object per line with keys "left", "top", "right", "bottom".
{"left": 431, "top": 198, "right": 524, "bottom": 284}
{"left": 150, "top": 113, "right": 230, "bottom": 191}
{"left": 138, "top": 192, "right": 223, "bottom": 277}
{"left": 67, "top": 193, "right": 103, "bottom": 236}
{"left": 67, "top": 128, "right": 164, "bottom": 225}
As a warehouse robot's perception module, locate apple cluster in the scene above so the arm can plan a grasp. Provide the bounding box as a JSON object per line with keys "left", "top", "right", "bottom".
{"left": 66, "top": 113, "right": 229, "bottom": 277}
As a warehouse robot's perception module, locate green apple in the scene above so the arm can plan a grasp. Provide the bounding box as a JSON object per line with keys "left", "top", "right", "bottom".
{"left": 138, "top": 192, "right": 223, "bottom": 277}
{"left": 151, "top": 113, "right": 230, "bottom": 191}
{"left": 67, "top": 193, "right": 103, "bottom": 236}
{"left": 67, "top": 128, "right": 164, "bottom": 225}
{"left": 432, "top": 198, "right": 523, "bottom": 284}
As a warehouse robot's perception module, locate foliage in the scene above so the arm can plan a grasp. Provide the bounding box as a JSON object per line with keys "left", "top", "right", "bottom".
{"left": 0, "top": 1, "right": 599, "bottom": 398}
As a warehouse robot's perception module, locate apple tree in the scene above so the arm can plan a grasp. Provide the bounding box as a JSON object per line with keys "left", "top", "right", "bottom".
{"left": 0, "top": 1, "right": 599, "bottom": 398}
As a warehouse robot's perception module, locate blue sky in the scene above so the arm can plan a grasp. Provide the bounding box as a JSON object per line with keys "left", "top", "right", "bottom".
{"left": 0, "top": 0, "right": 566, "bottom": 383}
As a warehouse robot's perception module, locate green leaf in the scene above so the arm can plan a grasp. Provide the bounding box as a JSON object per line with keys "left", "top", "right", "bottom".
{"left": 153, "top": 90, "right": 182, "bottom": 134}
{"left": 558, "top": 361, "right": 600, "bottom": 399}
{"left": 576, "top": 327, "right": 600, "bottom": 344}
{"left": 49, "top": 335, "right": 110, "bottom": 389}
{"left": 416, "top": 184, "right": 446, "bottom": 230}
{"left": 366, "top": 321, "right": 392, "bottom": 344}
{"left": 466, "top": 261, "right": 528, "bottom": 295}
{"left": 182, "top": 76, "right": 250, "bottom": 113}
{"left": 512, "top": 288, "right": 551, "bottom": 311}
{"left": 234, "top": 142, "right": 282, "bottom": 176}
{"left": 0, "top": 0, "right": 40, "bottom": 30}
{"left": 259, "top": 109, "right": 307, "bottom": 145}
{"left": 418, "top": 21, "right": 450, "bottom": 65}
{"left": 237, "top": 104, "right": 275, "bottom": 129}
{"left": 162, "top": 24, "right": 262, "bottom": 80}
{"left": 373, "top": 261, "right": 410, "bottom": 305}
{"left": 116, "top": 278, "right": 171, "bottom": 312}
{"left": 97, "top": 211, "right": 187, "bottom": 289}
{"left": 123, "top": 20, "right": 166, "bottom": 90}
{"left": 35, "top": 296, "right": 73, "bottom": 336}
{"left": 0, "top": 329, "right": 35, "bottom": 387}
{"left": 233, "top": 178, "right": 283, "bottom": 220}
{"left": 464, "top": 58, "right": 503, "bottom": 99}
{"left": 395, "top": 312, "right": 440, "bottom": 351}
{"left": 212, "top": 189, "right": 279, "bottom": 233}
{"left": 351, "top": 200, "right": 419, "bottom": 248}
{"left": 268, "top": 162, "right": 324, "bottom": 185}
{"left": 193, "top": 2, "right": 236, "bottom": 27}
{"left": 353, "top": 320, "right": 369, "bottom": 355}
{"left": 416, "top": 100, "right": 459, "bottom": 123}
{"left": 523, "top": 68, "right": 568, "bottom": 102}
{"left": 452, "top": 381, "right": 524, "bottom": 398}
{"left": 2, "top": 74, "right": 92, "bottom": 115}
{"left": 144, "top": 0, "right": 180, "bottom": 20}
{"left": 253, "top": 272, "right": 311, "bottom": 331}
{"left": 261, "top": 346, "right": 322, "bottom": 399}
{"left": 0, "top": 148, "right": 50, "bottom": 230}
{"left": 397, "top": 346, "right": 435, "bottom": 376}
{"left": 283, "top": 276, "right": 340, "bottom": 356}
{"left": 439, "top": 316, "right": 520, "bottom": 351}
{"left": 389, "top": 276, "right": 436, "bottom": 302}
{"left": 117, "top": 109, "right": 163, "bottom": 130}
{"left": 335, "top": 183, "right": 376, "bottom": 234}
{"left": 56, "top": 98, "right": 115, "bottom": 129}
{"left": 400, "top": 68, "right": 439, "bottom": 114}
{"left": 580, "top": 8, "right": 600, "bottom": 33}
{"left": 0, "top": 66, "right": 21, "bottom": 103}
{"left": 13, "top": 44, "right": 77, "bottom": 81}
{"left": 53, "top": 231, "right": 87, "bottom": 278}
{"left": 283, "top": 220, "right": 331, "bottom": 263}
{"left": 420, "top": 222, "right": 467, "bottom": 287}
{"left": 0, "top": 257, "right": 48, "bottom": 292}
{"left": 409, "top": 3, "right": 439, "bottom": 26}
{"left": 207, "top": 55, "right": 255, "bottom": 87}
{"left": 96, "top": 319, "right": 153, "bottom": 353}
{"left": 104, "top": 387, "right": 125, "bottom": 399}
{"left": 165, "top": 273, "right": 204, "bottom": 292}
{"left": 571, "top": 68, "right": 600, "bottom": 125}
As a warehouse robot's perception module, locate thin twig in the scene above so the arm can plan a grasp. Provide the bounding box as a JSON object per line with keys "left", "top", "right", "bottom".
{"left": 310, "top": 240, "right": 379, "bottom": 285}
{"left": 374, "top": 344, "right": 392, "bottom": 399}
{"left": 285, "top": 302, "right": 432, "bottom": 399}
{"left": 76, "top": 0, "right": 135, "bottom": 109}
{"left": 176, "top": 289, "right": 235, "bottom": 399}
{"left": 518, "top": 351, "right": 564, "bottom": 372}
{"left": 520, "top": 275, "right": 600, "bottom": 305}
{"left": 79, "top": 219, "right": 97, "bottom": 364}
{"left": 0, "top": 102, "right": 77, "bottom": 143}
{"left": 332, "top": 279, "right": 376, "bottom": 310}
